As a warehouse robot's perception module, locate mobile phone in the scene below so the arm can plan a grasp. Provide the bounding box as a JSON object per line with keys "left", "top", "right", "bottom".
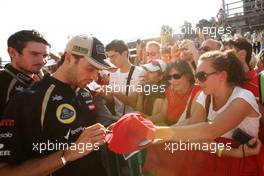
{"left": 259, "top": 71, "right": 264, "bottom": 104}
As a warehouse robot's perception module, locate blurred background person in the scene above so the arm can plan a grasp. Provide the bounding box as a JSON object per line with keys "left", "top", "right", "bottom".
{"left": 136, "top": 59, "right": 167, "bottom": 116}
{"left": 179, "top": 39, "right": 200, "bottom": 70}
{"left": 161, "top": 46, "right": 171, "bottom": 63}
{"left": 170, "top": 43, "right": 181, "bottom": 61}
{"left": 146, "top": 41, "right": 161, "bottom": 63}
{"left": 147, "top": 59, "right": 201, "bottom": 125}
{"left": 199, "top": 38, "right": 222, "bottom": 55}
{"left": 134, "top": 40, "right": 147, "bottom": 65}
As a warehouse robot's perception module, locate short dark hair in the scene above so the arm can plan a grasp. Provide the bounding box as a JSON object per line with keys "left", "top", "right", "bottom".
{"left": 7, "top": 30, "right": 50, "bottom": 54}
{"left": 166, "top": 60, "right": 195, "bottom": 85}
{"left": 105, "top": 40, "right": 129, "bottom": 55}
{"left": 224, "top": 37, "right": 252, "bottom": 67}
{"left": 200, "top": 50, "right": 246, "bottom": 86}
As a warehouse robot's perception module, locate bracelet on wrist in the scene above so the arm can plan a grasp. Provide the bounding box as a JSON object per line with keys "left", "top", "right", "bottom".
{"left": 60, "top": 150, "right": 67, "bottom": 166}
{"left": 216, "top": 147, "right": 224, "bottom": 157}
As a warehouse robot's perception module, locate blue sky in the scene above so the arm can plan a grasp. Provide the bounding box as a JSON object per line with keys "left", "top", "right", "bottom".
{"left": 0, "top": 0, "right": 223, "bottom": 61}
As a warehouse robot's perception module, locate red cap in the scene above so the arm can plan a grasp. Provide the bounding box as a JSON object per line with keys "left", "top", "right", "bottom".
{"left": 105, "top": 113, "right": 156, "bottom": 154}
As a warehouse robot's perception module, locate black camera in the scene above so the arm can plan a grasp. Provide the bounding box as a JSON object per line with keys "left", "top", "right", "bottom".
{"left": 232, "top": 128, "right": 256, "bottom": 148}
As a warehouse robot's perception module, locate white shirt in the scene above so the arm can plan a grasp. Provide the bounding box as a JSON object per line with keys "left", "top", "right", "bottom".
{"left": 196, "top": 87, "right": 260, "bottom": 138}
{"left": 109, "top": 66, "right": 144, "bottom": 117}
{"left": 252, "top": 32, "right": 262, "bottom": 43}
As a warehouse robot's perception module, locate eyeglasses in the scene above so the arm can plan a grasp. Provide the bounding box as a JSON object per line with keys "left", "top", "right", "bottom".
{"left": 195, "top": 71, "right": 218, "bottom": 82}
{"left": 167, "top": 73, "right": 183, "bottom": 80}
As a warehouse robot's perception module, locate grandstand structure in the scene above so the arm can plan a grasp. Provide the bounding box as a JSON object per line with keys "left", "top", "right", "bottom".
{"left": 223, "top": 0, "right": 264, "bottom": 33}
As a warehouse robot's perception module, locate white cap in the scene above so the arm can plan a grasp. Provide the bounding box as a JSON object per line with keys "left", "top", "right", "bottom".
{"left": 141, "top": 59, "right": 167, "bottom": 73}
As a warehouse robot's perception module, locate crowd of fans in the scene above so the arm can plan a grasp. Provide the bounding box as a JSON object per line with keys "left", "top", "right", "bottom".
{"left": 0, "top": 27, "right": 264, "bottom": 176}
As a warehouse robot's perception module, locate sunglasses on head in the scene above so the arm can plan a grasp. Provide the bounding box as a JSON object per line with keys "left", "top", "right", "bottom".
{"left": 167, "top": 73, "right": 183, "bottom": 80}
{"left": 195, "top": 71, "right": 218, "bottom": 82}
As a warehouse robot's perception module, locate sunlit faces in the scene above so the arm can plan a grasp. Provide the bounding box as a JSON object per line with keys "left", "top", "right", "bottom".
{"left": 71, "top": 57, "right": 99, "bottom": 88}
{"left": 137, "top": 42, "right": 147, "bottom": 61}
{"left": 144, "top": 71, "right": 163, "bottom": 84}
{"left": 106, "top": 50, "right": 125, "bottom": 68}
{"left": 161, "top": 47, "right": 171, "bottom": 63}
{"left": 195, "top": 60, "right": 220, "bottom": 94}
{"left": 179, "top": 44, "right": 193, "bottom": 62}
{"left": 11, "top": 41, "right": 50, "bottom": 74}
{"left": 146, "top": 44, "right": 161, "bottom": 63}
{"left": 199, "top": 40, "right": 220, "bottom": 55}
{"left": 171, "top": 44, "right": 180, "bottom": 60}
{"left": 167, "top": 68, "right": 189, "bottom": 92}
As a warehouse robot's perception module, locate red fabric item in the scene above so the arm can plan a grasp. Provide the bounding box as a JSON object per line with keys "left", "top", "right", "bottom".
{"left": 143, "top": 137, "right": 264, "bottom": 176}
{"left": 105, "top": 113, "right": 155, "bottom": 154}
{"left": 165, "top": 85, "right": 201, "bottom": 124}
{"left": 242, "top": 70, "right": 259, "bottom": 97}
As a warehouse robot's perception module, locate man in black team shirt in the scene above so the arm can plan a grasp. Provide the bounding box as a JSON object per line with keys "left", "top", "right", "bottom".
{"left": 0, "top": 35, "right": 112, "bottom": 175}
{"left": 0, "top": 30, "right": 50, "bottom": 171}
{"left": 0, "top": 30, "right": 50, "bottom": 117}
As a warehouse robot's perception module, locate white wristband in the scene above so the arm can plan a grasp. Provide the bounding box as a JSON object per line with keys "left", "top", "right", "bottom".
{"left": 60, "top": 151, "right": 67, "bottom": 166}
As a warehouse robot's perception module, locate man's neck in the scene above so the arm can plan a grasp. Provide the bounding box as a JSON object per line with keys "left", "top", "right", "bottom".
{"left": 52, "top": 68, "right": 76, "bottom": 90}
{"left": 11, "top": 63, "right": 33, "bottom": 78}
{"left": 119, "top": 62, "right": 132, "bottom": 73}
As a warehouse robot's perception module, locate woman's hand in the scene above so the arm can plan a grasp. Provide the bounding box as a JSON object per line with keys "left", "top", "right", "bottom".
{"left": 240, "top": 138, "right": 262, "bottom": 157}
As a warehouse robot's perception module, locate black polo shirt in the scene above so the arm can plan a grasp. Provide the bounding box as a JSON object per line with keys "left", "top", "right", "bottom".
{"left": 2, "top": 75, "right": 106, "bottom": 176}
{"left": 0, "top": 64, "right": 34, "bottom": 117}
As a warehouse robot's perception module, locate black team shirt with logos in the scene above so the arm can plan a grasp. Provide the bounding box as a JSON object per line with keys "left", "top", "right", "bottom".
{"left": 0, "top": 64, "right": 34, "bottom": 117}
{"left": 1, "top": 75, "right": 106, "bottom": 176}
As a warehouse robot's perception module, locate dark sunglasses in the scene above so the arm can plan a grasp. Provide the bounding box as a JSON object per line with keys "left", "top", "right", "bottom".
{"left": 195, "top": 71, "right": 218, "bottom": 82}
{"left": 167, "top": 73, "right": 183, "bottom": 80}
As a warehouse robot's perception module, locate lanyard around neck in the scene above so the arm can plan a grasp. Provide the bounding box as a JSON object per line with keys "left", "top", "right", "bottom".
{"left": 4, "top": 68, "right": 32, "bottom": 86}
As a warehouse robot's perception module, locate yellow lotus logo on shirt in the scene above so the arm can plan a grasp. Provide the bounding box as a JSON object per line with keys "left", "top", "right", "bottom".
{"left": 56, "top": 104, "right": 76, "bottom": 124}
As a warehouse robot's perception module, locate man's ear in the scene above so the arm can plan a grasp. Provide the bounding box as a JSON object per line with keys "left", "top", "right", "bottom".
{"left": 122, "top": 51, "right": 128, "bottom": 57}
{"left": 64, "top": 52, "right": 73, "bottom": 64}
{"left": 7, "top": 47, "right": 18, "bottom": 60}
{"left": 219, "top": 70, "right": 228, "bottom": 82}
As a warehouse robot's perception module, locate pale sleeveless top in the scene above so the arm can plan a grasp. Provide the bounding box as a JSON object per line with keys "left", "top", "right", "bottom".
{"left": 196, "top": 87, "right": 261, "bottom": 138}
